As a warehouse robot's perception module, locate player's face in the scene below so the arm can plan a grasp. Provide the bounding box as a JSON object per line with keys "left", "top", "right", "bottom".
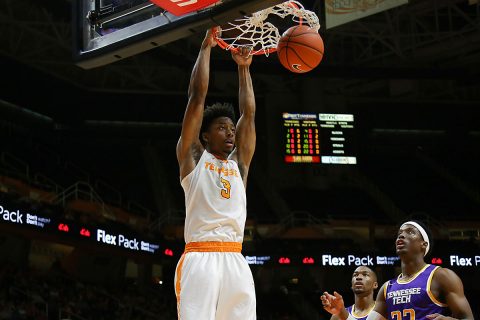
{"left": 396, "top": 224, "right": 426, "bottom": 257}
{"left": 205, "top": 117, "right": 236, "bottom": 156}
{"left": 351, "top": 266, "right": 377, "bottom": 295}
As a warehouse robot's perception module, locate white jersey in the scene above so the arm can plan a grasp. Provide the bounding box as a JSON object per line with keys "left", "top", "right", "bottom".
{"left": 181, "top": 150, "right": 246, "bottom": 243}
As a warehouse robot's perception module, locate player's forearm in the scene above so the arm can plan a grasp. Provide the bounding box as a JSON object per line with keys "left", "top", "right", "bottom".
{"left": 188, "top": 42, "right": 212, "bottom": 102}
{"left": 238, "top": 65, "right": 255, "bottom": 116}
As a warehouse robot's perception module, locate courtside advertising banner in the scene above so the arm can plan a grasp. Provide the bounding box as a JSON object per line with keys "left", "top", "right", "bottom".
{"left": 149, "top": 0, "right": 221, "bottom": 16}
{"left": 325, "top": 0, "right": 408, "bottom": 29}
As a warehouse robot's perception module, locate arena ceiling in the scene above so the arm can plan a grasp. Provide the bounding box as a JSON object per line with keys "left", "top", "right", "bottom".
{"left": 1, "top": 0, "right": 479, "bottom": 124}
{"left": 1, "top": 0, "right": 479, "bottom": 227}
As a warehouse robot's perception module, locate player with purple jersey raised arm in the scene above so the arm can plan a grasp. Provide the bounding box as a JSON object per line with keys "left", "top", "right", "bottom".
{"left": 322, "top": 221, "right": 474, "bottom": 320}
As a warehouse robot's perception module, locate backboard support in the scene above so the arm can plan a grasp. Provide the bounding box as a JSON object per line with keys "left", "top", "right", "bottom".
{"left": 74, "top": 0, "right": 285, "bottom": 69}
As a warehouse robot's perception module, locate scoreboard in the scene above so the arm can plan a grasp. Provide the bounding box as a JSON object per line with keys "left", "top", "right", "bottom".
{"left": 283, "top": 113, "right": 357, "bottom": 164}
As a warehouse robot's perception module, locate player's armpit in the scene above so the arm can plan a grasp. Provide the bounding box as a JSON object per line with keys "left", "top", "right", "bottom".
{"left": 367, "top": 283, "right": 388, "bottom": 320}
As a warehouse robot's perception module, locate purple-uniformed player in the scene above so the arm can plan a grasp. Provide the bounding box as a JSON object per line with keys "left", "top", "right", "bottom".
{"left": 322, "top": 266, "right": 378, "bottom": 320}
{"left": 322, "top": 221, "right": 474, "bottom": 320}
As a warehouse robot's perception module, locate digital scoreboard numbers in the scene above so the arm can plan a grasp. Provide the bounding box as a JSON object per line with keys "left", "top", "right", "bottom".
{"left": 283, "top": 113, "right": 321, "bottom": 163}
{"left": 283, "top": 113, "right": 357, "bottom": 164}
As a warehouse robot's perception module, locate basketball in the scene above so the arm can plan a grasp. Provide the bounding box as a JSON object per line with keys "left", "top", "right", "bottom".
{"left": 277, "top": 25, "right": 324, "bottom": 73}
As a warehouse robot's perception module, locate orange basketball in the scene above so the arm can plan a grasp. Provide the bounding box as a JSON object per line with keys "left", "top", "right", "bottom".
{"left": 277, "top": 25, "right": 324, "bottom": 73}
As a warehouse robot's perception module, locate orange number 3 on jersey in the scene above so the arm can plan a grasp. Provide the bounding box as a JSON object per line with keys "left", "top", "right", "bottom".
{"left": 220, "top": 178, "right": 231, "bottom": 199}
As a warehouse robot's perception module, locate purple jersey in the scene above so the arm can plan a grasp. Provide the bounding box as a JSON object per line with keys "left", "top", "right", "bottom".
{"left": 346, "top": 304, "right": 375, "bottom": 320}
{"left": 385, "top": 264, "right": 448, "bottom": 320}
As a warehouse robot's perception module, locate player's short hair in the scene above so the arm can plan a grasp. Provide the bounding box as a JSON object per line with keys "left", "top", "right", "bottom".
{"left": 353, "top": 266, "right": 377, "bottom": 282}
{"left": 200, "top": 103, "right": 236, "bottom": 145}
{"left": 365, "top": 266, "right": 377, "bottom": 281}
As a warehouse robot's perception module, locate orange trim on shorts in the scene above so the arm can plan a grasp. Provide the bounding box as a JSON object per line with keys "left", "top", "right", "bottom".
{"left": 185, "top": 241, "right": 242, "bottom": 253}
{"left": 175, "top": 253, "right": 186, "bottom": 319}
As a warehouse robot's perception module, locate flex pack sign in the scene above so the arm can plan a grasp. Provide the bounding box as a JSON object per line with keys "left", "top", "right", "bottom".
{"left": 96, "top": 229, "right": 159, "bottom": 254}
{"left": 377, "top": 256, "right": 400, "bottom": 265}
{"left": 450, "top": 255, "right": 480, "bottom": 267}
{"left": 322, "top": 254, "right": 374, "bottom": 266}
{"left": 1, "top": 204, "right": 51, "bottom": 228}
{"left": 150, "top": 0, "right": 220, "bottom": 16}
{"left": 246, "top": 256, "right": 271, "bottom": 265}
{"left": 1, "top": 205, "right": 23, "bottom": 224}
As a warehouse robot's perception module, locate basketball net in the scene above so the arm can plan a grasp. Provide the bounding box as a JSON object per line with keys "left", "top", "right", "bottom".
{"left": 214, "top": 0, "right": 320, "bottom": 56}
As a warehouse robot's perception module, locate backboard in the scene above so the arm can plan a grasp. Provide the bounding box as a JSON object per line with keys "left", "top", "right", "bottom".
{"left": 73, "top": 0, "right": 284, "bottom": 69}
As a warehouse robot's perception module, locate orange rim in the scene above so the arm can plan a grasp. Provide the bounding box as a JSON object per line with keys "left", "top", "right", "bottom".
{"left": 213, "top": 28, "right": 276, "bottom": 55}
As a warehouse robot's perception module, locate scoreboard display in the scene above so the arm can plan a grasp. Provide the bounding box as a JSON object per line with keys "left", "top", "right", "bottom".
{"left": 283, "top": 113, "right": 357, "bottom": 164}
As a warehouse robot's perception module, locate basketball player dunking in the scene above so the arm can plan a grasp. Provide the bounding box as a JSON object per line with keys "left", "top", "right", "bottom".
{"left": 321, "top": 266, "right": 378, "bottom": 320}
{"left": 322, "top": 221, "right": 474, "bottom": 320}
{"left": 175, "top": 28, "right": 256, "bottom": 319}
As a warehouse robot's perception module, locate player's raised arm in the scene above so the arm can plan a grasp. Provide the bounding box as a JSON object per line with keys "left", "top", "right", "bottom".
{"left": 177, "top": 29, "right": 217, "bottom": 179}
{"left": 426, "top": 268, "right": 474, "bottom": 320}
{"left": 230, "top": 47, "right": 256, "bottom": 183}
{"left": 321, "top": 291, "right": 349, "bottom": 320}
